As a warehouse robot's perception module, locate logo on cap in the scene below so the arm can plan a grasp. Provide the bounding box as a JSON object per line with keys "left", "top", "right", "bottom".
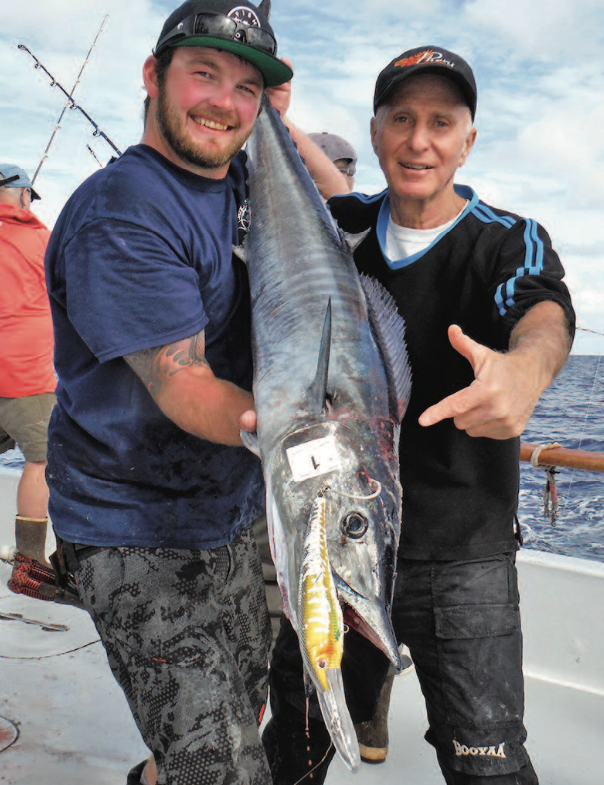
{"left": 228, "top": 6, "right": 261, "bottom": 27}
{"left": 395, "top": 49, "right": 455, "bottom": 69}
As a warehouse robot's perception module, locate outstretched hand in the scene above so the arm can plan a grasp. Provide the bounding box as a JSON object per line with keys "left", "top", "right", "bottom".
{"left": 418, "top": 324, "right": 544, "bottom": 440}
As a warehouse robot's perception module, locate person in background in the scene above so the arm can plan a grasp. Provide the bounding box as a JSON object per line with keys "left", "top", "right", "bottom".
{"left": 263, "top": 46, "right": 575, "bottom": 785}
{"left": 43, "top": 1, "right": 294, "bottom": 783}
{"left": 308, "top": 131, "right": 357, "bottom": 190}
{"left": 282, "top": 112, "right": 354, "bottom": 197}
{"left": 0, "top": 164, "right": 55, "bottom": 566}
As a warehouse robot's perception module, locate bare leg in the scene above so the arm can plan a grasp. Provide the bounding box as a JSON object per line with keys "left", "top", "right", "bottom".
{"left": 17, "top": 460, "right": 49, "bottom": 518}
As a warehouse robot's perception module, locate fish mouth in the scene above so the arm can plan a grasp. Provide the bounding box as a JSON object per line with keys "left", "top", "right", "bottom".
{"left": 333, "top": 573, "right": 401, "bottom": 670}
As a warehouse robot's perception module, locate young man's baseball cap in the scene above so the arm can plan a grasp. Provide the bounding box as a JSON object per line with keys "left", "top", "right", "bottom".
{"left": 373, "top": 46, "right": 477, "bottom": 120}
{"left": 0, "top": 164, "right": 40, "bottom": 200}
{"left": 308, "top": 132, "right": 357, "bottom": 176}
{"left": 154, "top": 0, "right": 293, "bottom": 87}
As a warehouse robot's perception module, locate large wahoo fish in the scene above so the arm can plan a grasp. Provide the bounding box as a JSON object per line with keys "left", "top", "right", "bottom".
{"left": 243, "top": 104, "right": 411, "bottom": 770}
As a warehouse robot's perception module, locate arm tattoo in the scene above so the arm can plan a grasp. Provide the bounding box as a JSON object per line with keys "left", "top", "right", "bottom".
{"left": 124, "top": 330, "right": 208, "bottom": 397}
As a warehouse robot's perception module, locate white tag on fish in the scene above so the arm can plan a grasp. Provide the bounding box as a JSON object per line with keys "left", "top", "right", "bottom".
{"left": 286, "top": 435, "right": 341, "bottom": 482}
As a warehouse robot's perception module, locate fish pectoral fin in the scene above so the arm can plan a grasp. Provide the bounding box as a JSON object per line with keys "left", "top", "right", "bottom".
{"left": 316, "top": 668, "right": 361, "bottom": 772}
{"left": 240, "top": 430, "right": 260, "bottom": 456}
{"left": 360, "top": 273, "right": 412, "bottom": 422}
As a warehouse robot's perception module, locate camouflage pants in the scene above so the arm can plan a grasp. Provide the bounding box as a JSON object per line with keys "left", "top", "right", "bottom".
{"left": 74, "top": 527, "right": 272, "bottom": 785}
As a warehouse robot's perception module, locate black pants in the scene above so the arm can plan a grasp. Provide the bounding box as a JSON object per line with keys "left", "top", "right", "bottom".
{"left": 263, "top": 553, "right": 538, "bottom": 785}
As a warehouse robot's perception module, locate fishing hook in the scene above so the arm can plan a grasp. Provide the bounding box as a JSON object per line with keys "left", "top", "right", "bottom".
{"left": 323, "top": 480, "right": 382, "bottom": 501}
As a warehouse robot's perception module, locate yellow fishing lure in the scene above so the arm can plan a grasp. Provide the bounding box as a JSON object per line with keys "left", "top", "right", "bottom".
{"left": 299, "top": 493, "right": 344, "bottom": 692}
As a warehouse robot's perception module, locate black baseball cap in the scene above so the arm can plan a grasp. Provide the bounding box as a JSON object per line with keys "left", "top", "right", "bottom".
{"left": 154, "top": 0, "right": 293, "bottom": 87}
{"left": 373, "top": 46, "right": 477, "bottom": 120}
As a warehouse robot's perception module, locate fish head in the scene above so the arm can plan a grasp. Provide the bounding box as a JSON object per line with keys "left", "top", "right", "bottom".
{"left": 266, "top": 417, "right": 402, "bottom": 668}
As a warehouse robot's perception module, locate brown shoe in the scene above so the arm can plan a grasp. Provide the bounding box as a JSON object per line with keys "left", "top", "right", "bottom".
{"left": 354, "top": 650, "right": 413, "bottom": 763}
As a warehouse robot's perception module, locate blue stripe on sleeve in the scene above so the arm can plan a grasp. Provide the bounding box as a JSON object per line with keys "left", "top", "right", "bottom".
{"left": 475, "top": 208, "right": 545, "bottom": 317}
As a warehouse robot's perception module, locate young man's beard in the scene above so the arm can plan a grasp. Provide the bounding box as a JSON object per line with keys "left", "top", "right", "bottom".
{"left": 156, "top": 81, "right": 254, "bottom": 171}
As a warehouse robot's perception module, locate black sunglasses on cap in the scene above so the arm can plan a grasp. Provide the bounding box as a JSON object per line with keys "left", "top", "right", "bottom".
{"left": 155, "top": 12, "right": 277, "bottom": 57}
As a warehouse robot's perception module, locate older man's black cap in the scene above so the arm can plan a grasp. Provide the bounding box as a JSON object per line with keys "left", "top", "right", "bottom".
{"left": 154, "top": 0, "right": 293, "bottom": 87}
{"left": 373, "top": 46, "right": 477, "bottom": 119}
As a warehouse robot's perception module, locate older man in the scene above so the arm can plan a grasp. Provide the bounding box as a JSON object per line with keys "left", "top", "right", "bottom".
{"left": 263, "top": 46, "right": 575, "bottom": 785}
{"left": 0, "top": 164, "right": 55, "bottom": 565}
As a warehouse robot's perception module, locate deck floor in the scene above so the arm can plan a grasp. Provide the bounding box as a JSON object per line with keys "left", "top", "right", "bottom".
{"left": 1, "top": 563, "right": 602, "bottom": 785}
{"left": 1, "top": 469, "right": 602, "bottom": 785}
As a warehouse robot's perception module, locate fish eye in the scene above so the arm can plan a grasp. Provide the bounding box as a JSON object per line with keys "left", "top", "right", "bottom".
{"left": 342, "top": 512, "right": 368, "bottom": 540}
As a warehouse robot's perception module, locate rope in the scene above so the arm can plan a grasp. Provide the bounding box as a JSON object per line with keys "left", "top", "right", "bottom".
{"left": 529, "top": 442, "right": 561, "bottom": 468}
{"left": 0, "top": 639, "right": 101, "bottom": 661}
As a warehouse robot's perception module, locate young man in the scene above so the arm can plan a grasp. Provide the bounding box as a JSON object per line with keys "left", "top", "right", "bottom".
{"left": 263, "top": 46, "right": 575, "bottom": 785}
{"left": 43, "top": 2, "right": 293, "bottom": 784}
{"left": 0, "top": 164, "right": 55, "bottom": 565}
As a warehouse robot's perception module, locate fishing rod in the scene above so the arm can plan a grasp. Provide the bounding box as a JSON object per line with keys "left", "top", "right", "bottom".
{"left": 27, "top": 16, "right": 110, "bottom": 184}
{"left": 86, "top": 144, "right": 104, "bottom": 169}
{"left": 18, "top": 36, "right": 122, "bottom": 163}
{"left": 577, "top": 326, "right": 604, "bottom": 337}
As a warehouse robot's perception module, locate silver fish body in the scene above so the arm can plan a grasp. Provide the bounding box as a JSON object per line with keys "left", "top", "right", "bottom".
{"left": 244, "top": 104, "right": 411, "bottom": 769}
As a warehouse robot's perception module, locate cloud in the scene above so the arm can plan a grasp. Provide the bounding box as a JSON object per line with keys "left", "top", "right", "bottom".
{"left": 2, "top": 0, "right": 603, "bottom": 354}
{"left": 465, "top": 0, "right": 604, "bottom": 58}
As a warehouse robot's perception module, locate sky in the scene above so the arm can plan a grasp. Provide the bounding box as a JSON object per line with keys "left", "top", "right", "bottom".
{"left": 2, "top": 0, "right": 604, "bottom": 354}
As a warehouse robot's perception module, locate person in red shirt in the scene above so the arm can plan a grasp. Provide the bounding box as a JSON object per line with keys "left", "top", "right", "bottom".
{"left": 0, "top": 164, "right": 56, "bottom": 565}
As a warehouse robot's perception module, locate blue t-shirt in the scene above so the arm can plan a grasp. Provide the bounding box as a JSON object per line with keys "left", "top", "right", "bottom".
{"left": 45, "top": 144, "right": 264, "bottom": 549}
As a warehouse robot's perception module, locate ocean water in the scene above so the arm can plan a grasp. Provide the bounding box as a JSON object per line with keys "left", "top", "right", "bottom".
{"left": 1, "top": 356, "right": 603, "bottom": 561}
{"left": 519, "top": 354, "right": 604, "bottom": 563}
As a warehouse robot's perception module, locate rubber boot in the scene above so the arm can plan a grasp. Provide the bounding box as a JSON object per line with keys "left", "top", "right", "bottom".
{"left": 354, "top": 665, "right": 397, "bottom": 763}
{"left": 15, "top": 515, "right": 49, "bottom": 564}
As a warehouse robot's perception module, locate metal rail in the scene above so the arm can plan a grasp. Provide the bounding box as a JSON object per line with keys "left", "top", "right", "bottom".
{"left": 520, "top": 442, "right": 604, "bottom": 473}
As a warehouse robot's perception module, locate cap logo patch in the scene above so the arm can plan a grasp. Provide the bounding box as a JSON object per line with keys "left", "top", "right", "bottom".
{"left": 395, "top": 49, "right": 454, "bottom": 69}
{"left": 228, "top": 6, "right": 261, "bottom": 27}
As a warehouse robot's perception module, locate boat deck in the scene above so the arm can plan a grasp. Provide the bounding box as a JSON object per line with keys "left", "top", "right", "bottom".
{"left": 1, "top": 470, "right": 603, "bottom": 784}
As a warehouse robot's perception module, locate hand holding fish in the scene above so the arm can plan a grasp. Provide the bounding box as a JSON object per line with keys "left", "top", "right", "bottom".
{"left": 265, "top": 57, "right": 293, "bottom": 116}
{"left": 419, "top": 302, "right": 571, "bottom": 439}
{"left": 239, "top": 409, "right": 257, "bottom": 434}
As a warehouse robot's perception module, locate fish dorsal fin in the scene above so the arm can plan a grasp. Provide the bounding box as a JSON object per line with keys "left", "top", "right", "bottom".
{"left": 308, "top": 299, "right": 332, "bottom": 412}
{"left": 360, "top": 275, "right": 412, "bottom": 422}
